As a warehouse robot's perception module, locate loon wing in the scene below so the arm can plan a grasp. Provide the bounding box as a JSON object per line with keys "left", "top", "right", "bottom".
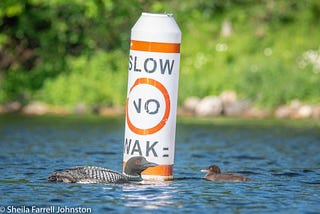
{"left": 48, "top": 166, "right": 129, "bottom": 184}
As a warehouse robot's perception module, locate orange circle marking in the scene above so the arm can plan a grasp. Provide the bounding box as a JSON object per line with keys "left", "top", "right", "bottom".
{"left": 126, "top": 78, "right": 170, "bottom": 135}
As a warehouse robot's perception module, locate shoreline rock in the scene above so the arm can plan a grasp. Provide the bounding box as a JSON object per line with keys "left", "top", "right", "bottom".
{"left": 274, "top": 100, "right": 320, "bottom": 119}
{"left": 22, "top": 101, "right": 49, "bottom": 115}
{"left": 182, "top": 92, "right": 320, "bottom": 119}
{"left": 0, "top": 93, "right": 319, "bottom": 119}
{"left": 194, "top": 96, "right": 223, "bottom": 117}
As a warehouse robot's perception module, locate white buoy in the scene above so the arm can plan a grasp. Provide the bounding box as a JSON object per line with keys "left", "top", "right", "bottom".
{"left": 123, "top": 12, "right": 181, "bottom": 181}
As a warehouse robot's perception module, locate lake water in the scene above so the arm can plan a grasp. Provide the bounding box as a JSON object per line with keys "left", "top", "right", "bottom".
{"left": 0, "top": 115, "right": 319, "bottom": 213}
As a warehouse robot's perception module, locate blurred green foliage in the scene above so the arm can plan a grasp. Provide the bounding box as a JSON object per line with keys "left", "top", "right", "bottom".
{"left": 38, "top": 50, "right": 127, "bottom": 106}
{"left": 0, "top": 0, "right": 319, "bottom": 108}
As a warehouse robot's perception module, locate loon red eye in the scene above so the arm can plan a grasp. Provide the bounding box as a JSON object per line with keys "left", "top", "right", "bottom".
{"left": 135, "top": 160, "right": 141, "bottom": 165}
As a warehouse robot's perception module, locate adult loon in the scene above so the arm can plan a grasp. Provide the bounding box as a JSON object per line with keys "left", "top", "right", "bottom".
{"left": 201, "top": 165, "right": 251, "bottom": 182}
{"left": 48, "top": 156, "right": 157, "bottom": 184}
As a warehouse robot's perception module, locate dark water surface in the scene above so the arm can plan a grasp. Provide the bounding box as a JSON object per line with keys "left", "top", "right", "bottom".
{"left": 1, "top": 115, "right": 320, "bottom": 213}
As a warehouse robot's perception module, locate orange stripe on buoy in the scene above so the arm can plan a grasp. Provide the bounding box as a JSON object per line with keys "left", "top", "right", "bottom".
{"left": 130, "top": 40, "right": 180, "bottom": 53}
{"left": 141, "top": 165, "right": 173, "bottom": 176}
{"left": 123, "top": 162, "right": 173, "bottom": 176}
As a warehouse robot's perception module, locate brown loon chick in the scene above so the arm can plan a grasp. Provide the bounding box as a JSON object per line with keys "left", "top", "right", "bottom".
{"left": 201, "top": 165, "right": 251, "bottom": 182}
{"left": 48, "top": 156, "right": 157, "bottom": 184}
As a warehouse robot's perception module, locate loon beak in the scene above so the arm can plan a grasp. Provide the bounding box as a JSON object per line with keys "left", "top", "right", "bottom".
{"left": 201, "top": 169, "right": 208, "bottom": 173}
{"left": 143, "top": 161, "right": 158, "bottom": 168}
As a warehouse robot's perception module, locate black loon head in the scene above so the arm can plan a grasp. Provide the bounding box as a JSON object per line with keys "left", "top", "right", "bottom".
{"left": 124, "top": 156, "right": 158, "bottom": 176}
{"left": 201, "top": 165, "right": 221, "bottom": 175}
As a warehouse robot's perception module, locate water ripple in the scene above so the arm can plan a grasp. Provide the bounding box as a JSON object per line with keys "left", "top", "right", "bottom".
{"left": 1, "top": 116, "right": 320, "bottom": 213}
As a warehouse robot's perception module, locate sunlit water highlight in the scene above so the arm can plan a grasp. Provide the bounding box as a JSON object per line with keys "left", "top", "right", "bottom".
{"left": 0, "top": 115, "right": 319, "bottom": 213}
